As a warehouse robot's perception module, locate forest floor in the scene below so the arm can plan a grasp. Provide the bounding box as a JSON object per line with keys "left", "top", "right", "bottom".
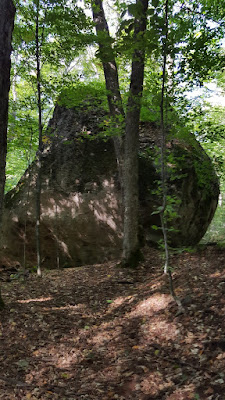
{"left": 0, "top": 245, "right": 225, "bottom": 400}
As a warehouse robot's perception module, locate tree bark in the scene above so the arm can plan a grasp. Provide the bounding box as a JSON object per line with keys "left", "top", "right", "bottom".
{"left": 0, "top": 0, "right": 16, "bottom": 308}
{"left": 92, "top": 0, "right": 148, "bottom": 267}
{"left": 160, "top": 0, "right": 169, "bottom": 274}
{"left": 122, "top": 0, "right": 148, "bottom": 266}
{"left": 91, "top": 0, "right": 124, "bottom": 185}
{"left": 35, "top": 0, "right": 43, "bottom": 277}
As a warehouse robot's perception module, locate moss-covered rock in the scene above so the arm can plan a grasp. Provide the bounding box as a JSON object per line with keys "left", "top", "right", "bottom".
{"left": 0, "top": 103, "right": 219, "bottom": 268}
{"left": 139, "top": 128, "right": 219, "bottom": 246}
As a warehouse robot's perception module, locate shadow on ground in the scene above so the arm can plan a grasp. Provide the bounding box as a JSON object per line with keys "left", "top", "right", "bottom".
{"left": 0, "top": 245, "right": 225, "bottom": 399}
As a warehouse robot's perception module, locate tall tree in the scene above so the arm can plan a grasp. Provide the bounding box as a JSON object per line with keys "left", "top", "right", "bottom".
{"left": 34, "top": 0, "right": 43, "bottom": 277}
{"left": 92, "top": 0, "right": 148, "bottom": 267}
{"left": 0, "top": 0, "right": 16, "bottom": 309}
{"left": 122, "top": 0, "right": 148, "bottom": 266}
{"left": 91, "top": 0, "right": 124, "bottom": 185}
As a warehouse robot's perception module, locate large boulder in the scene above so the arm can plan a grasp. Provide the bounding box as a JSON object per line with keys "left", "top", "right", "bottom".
{"left": 0, "top": 102, "right": 219, "bottom": 268}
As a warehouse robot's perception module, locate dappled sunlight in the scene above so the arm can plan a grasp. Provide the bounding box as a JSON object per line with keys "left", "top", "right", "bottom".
{"left": 26, "top": 347, "right": 82, "bottom": 384}
{"left": 41, "top": 343, "right": 82, "bottom": 370}
{"left": 41, "top": 193, "right": 84, "bottom": 219}
{"left": 102, "top": 178, "right": 115, "bottom": 189}
{"left": 46, "top": 228, "right": 72, "bottom": 258}
{"left": 91, "top": 321, "right": 122, "bottom": 346}
{"left": 140, "top": 317, "right": 180, "bottom": 342}
{"left": 93, "top": 208, "right": 117, "bottom": 230}
{"left": 183, "top": 330, "right": 197, "bottom": 345}
{"left": 71, "top": 193, "right": 84, "bottom": 208}
{"left": 129, "top": 293, "right": 172, "bottom": 317}
{"left": 209, "top": 269, "right": 225, "bottom": 279}
{"left": 24, "top": 321, "right": 115, "bottom": 382}
{"left": 41, "top": 191, "right": 120, "bottom": 225}
{"left": 147, "top": 279, "right": 164, "bottom": 291}
{"left": 22, "top": 304, "right": 124, "bottom": 381}
{"left": 88, "top": 195, "right": 121, "bottom": 231}
{"left": 109, "top": 61, "right": 116, "bottom": 70}
{"left": 43, "top": 303, "right": 87, "bottom": 313}
{"left": 140, "top": 371, "right": 173, "bottom": 396}
{"left": 17, "top": 297, "right": 53, "bottom": 304}
{"left": 1, "top": 245, "right": 225, "bottom": 399}
{"left": 166, "top": 383, "right": 197, "bottom": 400}
{"left": 106, "top": 296, "right": 130, "bottom": 311}
{"left": 104, "top": 192, "right": 121, "bottom": 216}
{"left": 3, "top": 177, "right": 123, "bottom": 269}
{"left": 48, "top": 198, "right": 56, "bottom": 205}
{"left": 57, "top": 240, "right": 71, "bottom": 257}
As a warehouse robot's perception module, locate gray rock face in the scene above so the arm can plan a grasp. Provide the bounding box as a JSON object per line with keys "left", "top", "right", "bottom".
{"left": 0, "top": 104, "right": 219, "bottom": 268}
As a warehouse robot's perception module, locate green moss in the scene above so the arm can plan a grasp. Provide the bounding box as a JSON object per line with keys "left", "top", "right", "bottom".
{"left": 58, "top": 82, "right": 109, "bottom": 110}
{"left": 193, "top": 157, "right": 218, "bottom": 195}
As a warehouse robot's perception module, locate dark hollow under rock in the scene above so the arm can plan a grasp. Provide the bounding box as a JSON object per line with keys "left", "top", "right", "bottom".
{"left": 0, "top": 103, "right": 219, "bottom": 268}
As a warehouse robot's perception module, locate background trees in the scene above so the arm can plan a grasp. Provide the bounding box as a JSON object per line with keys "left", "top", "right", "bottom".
{"left": 7, "top": 0, "right": 92, "bottom": 191}
{"left": 8, "top": 0, "right": 92, "bottom": 274}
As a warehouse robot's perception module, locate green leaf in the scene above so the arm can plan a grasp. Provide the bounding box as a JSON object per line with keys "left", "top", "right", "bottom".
{"left": 151, "top": 225, "right": 159, "bottom": 230}
{"left": 151, "top": 207, "right": 163, "bottom": 215}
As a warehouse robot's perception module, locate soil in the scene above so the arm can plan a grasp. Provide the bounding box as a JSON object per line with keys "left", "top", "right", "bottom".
{"left": 0, "top": 244, "right": 225, "bottom": 400}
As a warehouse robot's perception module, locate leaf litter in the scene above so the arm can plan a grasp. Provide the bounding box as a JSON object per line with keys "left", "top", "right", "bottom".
{"left": 0, "top": 244, "right": 225, "bottom": 399}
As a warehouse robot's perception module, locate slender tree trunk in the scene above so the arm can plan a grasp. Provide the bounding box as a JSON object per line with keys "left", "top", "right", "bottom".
{"left": 122, "top": 0, "right": 148, "bottom": 266}
{"left": 0, "top": 0, "right": 16, "bottom": 309}
{"left": 35, "top": 0, "right": 42, "bottom": 277}
{"left": 160, "top": 0, "right": 169, "bottom": 274}
{"left": 159, "top": 0, "right": 182, "bottom": 309}
{"left": 91, "top": 0, "right": 124, "bottom": 185}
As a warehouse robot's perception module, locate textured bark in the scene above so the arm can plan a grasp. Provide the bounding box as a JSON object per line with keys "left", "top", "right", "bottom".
{"left": 92, "top": 0, "right": 148, "bottom": 267}
{"left": 0, "top": 0, "right": 15, "bottom": 232}
{"left": 35, "top": 0, "right": 43, "bottom": 277}
{"left": 160, "top": 0, "right": 169, "bottom": 274}
{"left": 0, "top": 0, "right": 16, "bottom": 308}
{"left": 91, "top": 0, "right": 124, "bottom": 185}
{"left": 122, "top": 0, "right": 148, "bottom": 266}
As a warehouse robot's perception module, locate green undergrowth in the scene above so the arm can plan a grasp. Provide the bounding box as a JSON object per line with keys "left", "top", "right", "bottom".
{"left": 201, "top": 201, "right": 225, "bottom": 245}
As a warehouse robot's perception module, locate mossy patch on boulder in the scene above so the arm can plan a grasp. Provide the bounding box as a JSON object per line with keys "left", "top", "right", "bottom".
{"left": 0, "top": 101, "right": 219, "bottom": 268}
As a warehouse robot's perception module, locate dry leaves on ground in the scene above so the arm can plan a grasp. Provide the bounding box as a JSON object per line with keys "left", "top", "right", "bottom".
{"left": 0, "top": 245, "right": 225, "bottom": 399}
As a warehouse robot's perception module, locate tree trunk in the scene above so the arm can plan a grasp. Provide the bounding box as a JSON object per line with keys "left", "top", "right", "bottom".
{"left": 35, "top": 0, "right": 43, "bottom": 277}
{"left": 91, "top": 0, "right": 124, "bottom": 185}
{"left": 0, "top": 0, "right": 16, "bottom": 309}
{"left": 160, "top": 0, "right": 169, "bottom": 274}
{"left": 92, "top": 0, "right": 148, "bottom": 267}
{"left": 122, "top": 0, "right": 148, "bottom": 266}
